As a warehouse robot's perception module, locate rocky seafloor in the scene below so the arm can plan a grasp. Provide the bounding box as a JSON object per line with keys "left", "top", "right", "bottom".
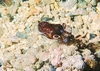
{"left": 0, "top": 0, "right": 100, "bottom": 71}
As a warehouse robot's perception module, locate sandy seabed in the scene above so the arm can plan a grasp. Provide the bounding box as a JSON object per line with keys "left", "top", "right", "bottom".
{"left": 0, "top": 0, "right": 100, "bottom": 71}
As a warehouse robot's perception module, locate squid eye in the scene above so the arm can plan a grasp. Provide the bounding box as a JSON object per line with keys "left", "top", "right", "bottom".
{"left": 53, "top": 34, "right": 61, "bottom": 39}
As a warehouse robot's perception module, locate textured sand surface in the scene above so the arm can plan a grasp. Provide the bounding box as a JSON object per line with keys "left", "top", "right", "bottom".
{"left": 0, "top": 0, "right": 100, "bottom": 71}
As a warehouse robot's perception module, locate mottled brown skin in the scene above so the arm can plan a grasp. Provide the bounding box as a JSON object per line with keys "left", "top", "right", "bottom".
{"left": 38, "top": 21, "right": 64, "bottom": 39}
{"left": 38, "top": 21, "right": 74, "bottom": 43}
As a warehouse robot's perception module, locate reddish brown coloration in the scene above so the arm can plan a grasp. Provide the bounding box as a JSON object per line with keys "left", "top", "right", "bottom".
{"left": 38, "top": 21, "right": 64, "bottom": 39}
{"left": 38, "top": 21, "right": 74, "bottom": 43}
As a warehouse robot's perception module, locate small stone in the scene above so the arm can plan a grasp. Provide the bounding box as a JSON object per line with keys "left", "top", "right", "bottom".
{"left": 0, "top": 26, "right": 3, "bottom": 37}
{"left": 27, "top": 33, "right": 38, "bottom": 47}
{"left": 51, "top": 0, "right": 55, "bottom": 3}
{"left": 84, "top": 0, "right": 91, "bottom": 3}
{"left": 77, "top": 1, "right": 87, "bottom": 8}
{"left": 4, "top": 61, "right": 13, "bottom": 68}
{"left": 41, "top": 0, "right": 51, "bottom": 4}
{"left": 50, "top": 4, "right": 54, "bottom": 10}
{"left": 96, "top": 2, "right": 100, "bottom": 11}
{"left": 95, "top": 50, "right": 100, "bottom": 58}
{"left": 74, "top": 16, "right": 83, "bottom": 23}
{"left": 31, "top": 56, "right": 37, "bottom": 64}
{"left": 24, "top": 66, "right": 34, "bottom": 71}
{"left": 16, "top": 31, "right": 27, "bottom": 39}
{"left": 60, "top": 0, "right": 77, "bottom": 11}
{"left": 21, "top": 49, "right": 27, "bottom": 54}
{"left": 1, "top": 8, "right": 8, "bottom": 16}
{"left": 71, "top": 8, "right": 88, "bottom": 15}
{"left": 3, "top": 0, "right": 13, "bottom": 6}
{"left": 7, "top": 14, "right": 14, "bottom": 22}
{"left": 90, "top": 0, "right": 96, "bottom": 6}
{"left": 35, "top": 61, "right": 44, "bottom": 69}
{"left": 29, "top": 0, "right": 39, "bottom": 5}
{"left": 39, "top": 51, "right": 50, "bottom": 61}
{"left": 72, "top": 28, "right": 79, "bottom": 36}
{"left": 50, "top": 64, "right": 56, "bottom": 71}
{"left": 87, "top": 59, "right": 96, "bottom": 68}
{"left": 41, "top": 16, "right": 54, "bottom": 21}
{"left": 56, "top": 67, "right": 63, "bottom": 71}
{"left": 89, "top": 33, "right": 96, "bottom": 40}
{"left": 36, "top": 0, "right": 40, "bottom": 5}
{"left": 54, "top": 2, "right": 59, "bottom": 10}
